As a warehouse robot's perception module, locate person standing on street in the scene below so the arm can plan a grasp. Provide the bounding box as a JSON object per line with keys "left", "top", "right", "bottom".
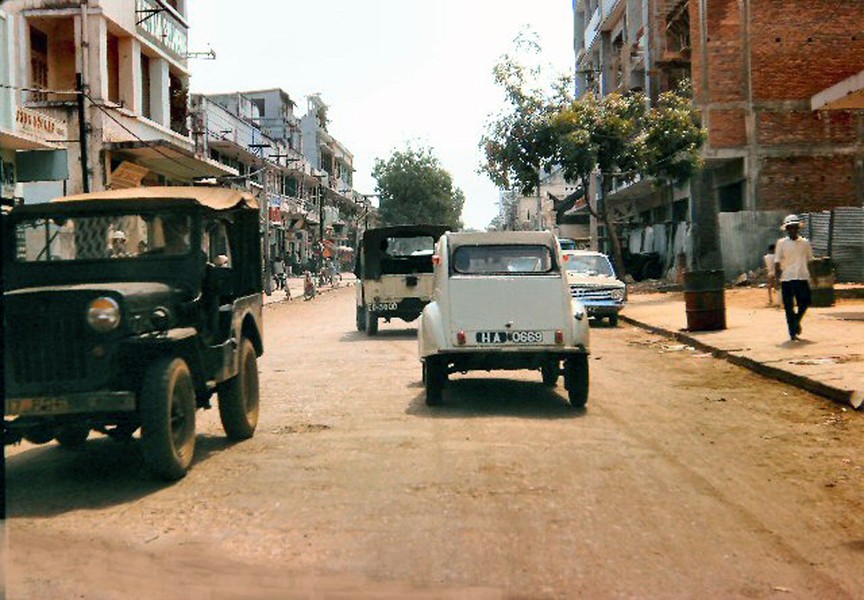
{"left": 763, "top": 243, "right": 776, "bottom": 306}
{"left": 774, "top": 214, "right": 813, "bottom": 341}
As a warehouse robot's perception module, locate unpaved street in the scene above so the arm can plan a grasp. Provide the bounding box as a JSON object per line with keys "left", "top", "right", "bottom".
{"left": 5, "top": 287, "right": 864, "bottom": 599}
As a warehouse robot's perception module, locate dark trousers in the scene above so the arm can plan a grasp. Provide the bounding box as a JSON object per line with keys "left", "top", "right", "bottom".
{"left": 781, "top": 280, "right": 811, "bottom": 338}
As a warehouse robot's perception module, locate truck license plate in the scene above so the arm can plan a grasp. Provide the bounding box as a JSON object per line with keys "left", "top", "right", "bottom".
{"left": 371, "top": 302, "right": 398, "bottom": 311}
{"left": 475, "top": 330, "right": 543, "bottom": 344}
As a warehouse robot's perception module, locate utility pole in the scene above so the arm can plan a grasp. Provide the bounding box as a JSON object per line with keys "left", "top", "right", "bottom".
{"left": 75, "top": 73, "right": 90, "bottom": 193}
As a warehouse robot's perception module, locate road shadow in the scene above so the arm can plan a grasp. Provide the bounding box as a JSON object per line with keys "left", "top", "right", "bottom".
{"left": 340, "top": 328, "right": 417, "bottom": 342}
{"left": 406, "top": 378, "right": 585, "bottom": 420}
{"left": 5, "top": 433, "right": 234, "bottom": 518}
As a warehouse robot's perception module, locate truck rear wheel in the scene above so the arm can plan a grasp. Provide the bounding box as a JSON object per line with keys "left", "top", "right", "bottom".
{"left": 217, "top": 338, "right": 260, "bottom": 440}
{"left": 424, "top": 357, "right": 447, "bottom": 406}
{"left": 366, "top": 307, "right": 378, "bottom": 336}
{"left": 140, "top": 357, "right": 197, "bottom": 480}
{"left": 356, "top": 305, "right": 367, "bottom": 331}
{"left": 564, "top": 354, "right": 589, "bottom": 408}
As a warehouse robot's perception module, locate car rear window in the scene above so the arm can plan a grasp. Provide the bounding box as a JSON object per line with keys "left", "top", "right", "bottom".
{"left": 452, "top": 245, "right": 556, "bottom": 275}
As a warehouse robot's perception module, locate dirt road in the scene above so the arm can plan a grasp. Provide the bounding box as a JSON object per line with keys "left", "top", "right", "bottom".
{"left": 5, "top": 287, "right": 864, "bottom": 599}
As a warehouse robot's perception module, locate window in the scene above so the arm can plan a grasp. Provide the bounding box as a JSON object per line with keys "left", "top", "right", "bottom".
{"left": 452, "top": 245, "right": 555, "bottom": 275}
{"left": 141, "top": 53, "right": 151, "bottom": 119}
{"left": 29, "top": 26, "right": 48, "bottom": 102}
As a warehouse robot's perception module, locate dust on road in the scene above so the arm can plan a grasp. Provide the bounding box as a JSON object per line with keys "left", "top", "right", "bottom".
{"left": 5, "top": 287, "right": 864, "bottom": 599}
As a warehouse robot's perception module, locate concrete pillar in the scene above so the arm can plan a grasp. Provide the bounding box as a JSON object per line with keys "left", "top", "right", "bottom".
{"left": 118, "top": 37, "right": 140, "bottom": 113}
{"left": 149, "top": 57, "right": 170, "bottom": 128}
{"left": 89, "top": 15, "right": 108, "bottom": 101}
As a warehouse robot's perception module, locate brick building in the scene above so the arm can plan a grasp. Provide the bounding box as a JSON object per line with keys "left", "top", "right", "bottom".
{"left": 574, "top": 0, "right": 864, "bottom": 278}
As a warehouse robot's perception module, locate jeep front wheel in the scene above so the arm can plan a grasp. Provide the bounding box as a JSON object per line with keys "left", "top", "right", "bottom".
{"left": 54, "top": 425, "right": 90, "bottom": 449}
{"left": 140, "top": 357, "right": 197, "bottom": 480}
{"left": 564, "top": 354, "right": 589, "bottom": 408}
{"left": 217, "top": 338, "right": 260, "bottom": 440}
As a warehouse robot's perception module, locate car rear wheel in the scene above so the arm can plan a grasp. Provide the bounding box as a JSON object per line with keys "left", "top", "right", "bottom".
{"left": 608, "top": 314, "right": 619, "bottom": 327}
{"left": 54, "top": 425, "right": 90, "bottom": 449}
{"left": 217, "top": 338, "right": 260, "bottom": 440}
{"left": 356, "top": 305, "right": 367, "bottom": 331}
{"left": 140, "top": 357, "right": 197, "bottom": 481}
{"left": 541, "top": 362, "right": 559, "bottom": 387}
{"left": 366, "top": 306, "right": 378, "bottom": 336}
{"left": 424, "top": 356, "right": 447, "bottom": 406}
{"left": 564, "top": 354, "right": 589, "bottom": 408}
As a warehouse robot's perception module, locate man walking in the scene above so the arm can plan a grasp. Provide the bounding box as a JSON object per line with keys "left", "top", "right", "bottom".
{"left": 774, "top": 214, "right": 813, "bottom": 341}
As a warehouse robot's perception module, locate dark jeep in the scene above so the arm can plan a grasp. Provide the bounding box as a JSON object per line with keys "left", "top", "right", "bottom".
{"left": 353, "top": 225, "right": 449, "bottom": 335}
{"left": 3, "top": 187, "right": 264, "bottom": 480}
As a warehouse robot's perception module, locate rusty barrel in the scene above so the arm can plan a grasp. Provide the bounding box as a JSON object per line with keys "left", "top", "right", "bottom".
{"left": 809, "top": 257, "right": 835, "bottom": 307}
{"left": 684, "top": 270, "right": 726, "bottom": 331}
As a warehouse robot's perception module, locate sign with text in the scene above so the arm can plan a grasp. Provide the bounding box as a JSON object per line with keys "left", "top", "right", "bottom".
{"left": 16, "top": 107, "right": 67, "bottom": 142}
{"left": 136, "top": 0, "right": 188, "bottom": 60}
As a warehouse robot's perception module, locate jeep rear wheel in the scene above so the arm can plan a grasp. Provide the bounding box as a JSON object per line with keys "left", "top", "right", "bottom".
{"left": 424, "top": 356, "right": 447, "bottom": 406}
{"left": 366, "top": 306, "right": 378, "bottom": 336}
{"left": 140, "top": 357, "right": 197, "bottom": 480}
{"left": 564, "top": 354, "right": 589, "bottom": 408}
{"left": 356, "top": 305, "right": 367, "bottom": 331}
{"left": 217, "top": 338, "right": 260, "bottom": 440}
{"left": 541, "top": 362, "right": 560, "bottom": 387}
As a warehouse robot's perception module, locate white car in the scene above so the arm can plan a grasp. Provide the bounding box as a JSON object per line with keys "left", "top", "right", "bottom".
{"left": 562, "top": 250, "right": 626, "bottom": 326}
{"left": 418, "top": 231, "right": 590, "bottom": 408}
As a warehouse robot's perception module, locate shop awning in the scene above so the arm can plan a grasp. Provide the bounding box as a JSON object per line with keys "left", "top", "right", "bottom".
{"left": 106, "top": 139, "right": 238, "bottom": 181}
{"left": 0, "top": 127, "right": 62, "bottom": 150}
{"left": 811, "top": 70, "right": 864, "bottom": 110}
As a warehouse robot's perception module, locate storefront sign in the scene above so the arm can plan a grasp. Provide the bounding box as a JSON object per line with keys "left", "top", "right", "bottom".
{"left": 109, "top": 161, "right": 149, "bottom": 189}
{"left": 136, "top": 0, "right": 188, "bottom": 60}
{"left": 16, "top": 106, "right": 67, "bottom": 142}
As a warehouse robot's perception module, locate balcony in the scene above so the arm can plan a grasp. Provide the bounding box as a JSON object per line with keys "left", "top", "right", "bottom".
{"left": 584, "top": 7, "right": 601, "bottom": 51}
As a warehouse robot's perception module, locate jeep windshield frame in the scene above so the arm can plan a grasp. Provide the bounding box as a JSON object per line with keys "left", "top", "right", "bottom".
{"left": 3, "top": 193, "right": 262, "bottom": 295}
{"left": 357, "top": 225, "right": 449, "bottom": 280}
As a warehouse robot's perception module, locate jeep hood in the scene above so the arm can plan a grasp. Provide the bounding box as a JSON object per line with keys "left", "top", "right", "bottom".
{"left": 5, "top": 282, "right": 184, "bottom": 312}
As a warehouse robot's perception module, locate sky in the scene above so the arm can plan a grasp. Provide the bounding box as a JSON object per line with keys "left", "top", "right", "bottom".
{"left": 187, "top": 1, "right": 576, "bottom": 230}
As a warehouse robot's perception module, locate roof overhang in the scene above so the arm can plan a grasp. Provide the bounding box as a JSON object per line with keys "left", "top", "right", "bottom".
{"left": 811, "top": 70, "right": 864, "bottom": 110}
{"left": 106, "top": 139, "right": 238, "bottom": 180}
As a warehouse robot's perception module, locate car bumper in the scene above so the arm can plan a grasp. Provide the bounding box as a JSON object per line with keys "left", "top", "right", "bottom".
{"left": 579, "top": 300, "right": 625, "bottom": 317}
{"left": 5, "top": 391, "right": 137, "bottom": 417}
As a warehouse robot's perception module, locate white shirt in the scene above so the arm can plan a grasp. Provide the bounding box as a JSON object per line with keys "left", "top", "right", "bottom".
{"left": 774, "top": 236, "right": 813, "bottom": 282}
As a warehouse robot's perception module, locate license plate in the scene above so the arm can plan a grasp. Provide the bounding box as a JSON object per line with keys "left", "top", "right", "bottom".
{"left": 371, "top": 302, "right": 398, "bottom": 311}
{"left": 6, "top": 397, "right": 70, "bottom": 415}
{"left": 475, "top": 330, "right": 543, "bottom": 344}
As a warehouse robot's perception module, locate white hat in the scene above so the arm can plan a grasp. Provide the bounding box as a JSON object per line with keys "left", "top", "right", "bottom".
{"left": 781, "top": 214, "right": 801, "bottom": 230}
{"left": 111, "top": 230, "right": 126, "bottom": 241}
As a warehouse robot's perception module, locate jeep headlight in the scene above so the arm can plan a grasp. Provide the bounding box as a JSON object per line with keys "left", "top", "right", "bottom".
{"left": 87, "top": 297, "right": 121, "bottom": 332}
{"left": 611, "top": 288, "right": 626, "bottom": 302}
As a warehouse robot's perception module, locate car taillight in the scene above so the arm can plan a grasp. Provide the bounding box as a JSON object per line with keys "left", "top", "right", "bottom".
{"left": 555, "top": 329, "right": 564, "bottom": 344}
{"left": 432, "top": 254, "right": 441, "bottom": 266}
{"left": 457, "top": 331, "right": 466, "bottom": 345}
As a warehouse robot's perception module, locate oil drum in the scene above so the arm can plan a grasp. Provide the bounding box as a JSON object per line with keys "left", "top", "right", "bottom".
{"left": 684, "top": 270, "right": 727, "bottom": 331}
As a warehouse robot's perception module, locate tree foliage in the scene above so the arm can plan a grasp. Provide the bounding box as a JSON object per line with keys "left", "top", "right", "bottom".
{"left": 481, "top": 38, "right": 705, "bottom": 276}
{"left": 372, "top": 144, "right": 464, "bottom": 229}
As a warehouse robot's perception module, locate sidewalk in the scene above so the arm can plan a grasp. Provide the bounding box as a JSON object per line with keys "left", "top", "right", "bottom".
{"left": 620, "top": 286, "right": 864, "bottom": 409}
{"left": 263, "top": 273, "right": 356, "bottom": 305}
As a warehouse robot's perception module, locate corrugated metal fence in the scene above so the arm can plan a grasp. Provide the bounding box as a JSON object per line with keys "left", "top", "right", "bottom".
{"left": 803, "top": 208, "right": 864, "bottom": 282}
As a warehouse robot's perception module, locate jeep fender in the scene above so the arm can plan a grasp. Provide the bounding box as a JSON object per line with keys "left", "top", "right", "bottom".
{"left": 418, "top": 301, "right": 447, "bottom": 358}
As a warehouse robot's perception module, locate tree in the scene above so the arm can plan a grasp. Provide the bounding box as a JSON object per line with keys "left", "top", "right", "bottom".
{"left": 372, "top": 144, "right": 464, "bottom": 229}
{"left": 480, "top": 30, "right": 570, "bottom": 227}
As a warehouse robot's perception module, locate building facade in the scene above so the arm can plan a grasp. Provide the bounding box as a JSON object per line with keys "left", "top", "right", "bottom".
{"left": 573, "top": 0, "right": 864, "bottom": 279}
{"left": 1, "top": 0, "right": 234, "bottom": 206}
